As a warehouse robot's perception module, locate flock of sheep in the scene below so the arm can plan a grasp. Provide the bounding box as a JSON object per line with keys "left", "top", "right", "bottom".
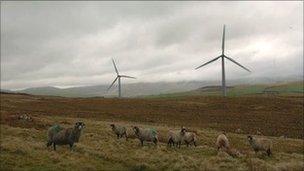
{"left": 46, "top": 122, "right": 273, "bottom": 157}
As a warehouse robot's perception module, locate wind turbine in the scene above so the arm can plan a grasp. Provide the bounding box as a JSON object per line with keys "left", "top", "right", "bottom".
{"left": 107, "top": 59, "right": 136, "bottom": 98}
{"left": 195, "top": 25, "right": 251, "bottom": 97}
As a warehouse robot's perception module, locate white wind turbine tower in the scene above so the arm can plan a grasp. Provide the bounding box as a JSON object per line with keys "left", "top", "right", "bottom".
{"left": 195, "top": 25, "right": 251, "bottom": 97}
{"left": 107, "top": 59, "right": 136, "bottom": 98}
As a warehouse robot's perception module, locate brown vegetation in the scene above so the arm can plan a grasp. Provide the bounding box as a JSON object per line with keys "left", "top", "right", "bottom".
{"left": 1, "top": 93, "right": 303, "bottom": 138}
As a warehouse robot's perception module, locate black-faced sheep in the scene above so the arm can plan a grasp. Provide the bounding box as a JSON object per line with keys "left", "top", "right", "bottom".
{"left": 132, "top": 126, "right": 158, "bottom": 146}
{"left": 215, "top": 132, "right": 230, "bottom": 150}
{"left": 181, "top": 127, "right": 197, "bottom": 147}
{"left": 110, "top": 124, "right": 128, "bottom": 141}
{"left": 247, "top": 135, "right": 273, "bottom": 156}
{"left": 46, "top": 122, "right": 85, "bottom": 151}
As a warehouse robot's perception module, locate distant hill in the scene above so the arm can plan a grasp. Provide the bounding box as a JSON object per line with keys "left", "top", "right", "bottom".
{"left": 0, "top": 89, "right": 14, "bottom": 93}
{"left": 143, "top": 81, "right": 303, "bottom": 98}
{"left": 8, "top": 76, "right": 303, "bottom": 98}
{"left": 15, "top": 81, "right": 215, "bottom": 98}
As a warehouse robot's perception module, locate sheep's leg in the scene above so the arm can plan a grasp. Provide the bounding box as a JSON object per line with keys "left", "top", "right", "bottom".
{"left": 46, "top": 141, "right": 52, "bottom": 147}
{"left": 267, "top": 149, "right": 272, "bottom": 156}
{"left": 168, "top": 138, "right": 173, "bottom": 147}
{"left": 153, "top": 138, "right": 158, "bottom": 146}
{"left": 140, "top": 140, "right": 144, "bottom": 146}
{"left": 193, "top": 141, "right": 197, "bottom": 147}
{"left": 117, "top": 134, "right": 120, "bottom": 139}
{"left": 53, "top": 143, "right": 56, "bottom": 151}
{"left": 69, "top": 143, "right": 74, "bottom": 151}
{"left": 125, "top": 133, "right": 128, "bottom": 141}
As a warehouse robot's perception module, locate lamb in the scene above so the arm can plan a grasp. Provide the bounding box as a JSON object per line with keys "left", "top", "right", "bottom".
{"left": 247, "top": 135, "right": 273, "bottom": 156}
{"left": 110, "top": 124, "right": 128, "bottom": 141}
{"left": 132, "top": 126, "right": 158, "bottom": 146}
{"left": 167, "top": 130, "right": 183, "bottom": 148}
{"left": 46, "top": 122, "right": 85, "bottom": 151}
{"left": 180, "top": 127, "right": 197, "bottom": 147}
{"left": 215, "top": 132, "right": 230, "bottom": 150}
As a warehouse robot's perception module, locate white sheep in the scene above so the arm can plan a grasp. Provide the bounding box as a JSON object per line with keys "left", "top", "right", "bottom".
{"left": 247, "top": 135, "right": 273, "bottom": 156}
{"left": 167, "top": 130, "right": 183, "bottom": 148}
{"left": 110, "top": 124, "right": 128, "bottom": 141}
{"left": 132, "top": 126, "right": 158, "bottom": 146}
{"left": 216, "top": 133, "right": 243, "bottom": 158}
{"left": 215, "top": 133, "right": 230, "bottom": 150}
{"left": 181, "top": 127, "right": 197, "bottom": 147}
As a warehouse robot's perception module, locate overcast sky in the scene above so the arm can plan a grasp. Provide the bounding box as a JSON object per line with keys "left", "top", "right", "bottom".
{"left": 1, "top": 1, "right": 303, "bottom": 90}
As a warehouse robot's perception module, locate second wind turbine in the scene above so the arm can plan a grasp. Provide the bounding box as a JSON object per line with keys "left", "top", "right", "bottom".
{"left": 195, "top": 25, "right": 251, "bottom": 97}
{"left": 107, "top": 59, "right": 136, "bottom": 98}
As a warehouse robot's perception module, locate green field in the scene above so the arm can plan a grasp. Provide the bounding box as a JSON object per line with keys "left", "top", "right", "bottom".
{"left": 143, "top": 81, "right": 303, "bottom": 98}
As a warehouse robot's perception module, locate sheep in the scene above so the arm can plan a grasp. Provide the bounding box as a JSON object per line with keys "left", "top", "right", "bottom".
{"left": 216, "top": 133, "right": 242, "bottom": 158}
{"left": 18, "top": 114, "right": 33, "bottom": 122}
{"left": 46, "top": 122, "right": 85, "bottom": 151}
{"left": 180, "top": 127, "right": 197, "bottom": 147}
{"left": 247, "top": 135, "right": 273, "bottom": 156}
{"left": 215, "top": 132, "right": 230, "bottom": 150}
{"left": 110, "top": 124, "right": 128, "bottom": 141}
{"left": 132, "top": 126, "right": 158, "bottom": 146}
{"left": 167, "top": 130, "right": 183, "bottom": 148}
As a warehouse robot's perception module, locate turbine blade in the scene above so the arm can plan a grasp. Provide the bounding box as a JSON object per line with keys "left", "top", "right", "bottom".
{"left": 112, "top": 59, "right": 119, "bottom": 75}
{"left": 195, "top": 55, "right": 222, "bottom": 70}
{"left": 107, "top": 77, "right": 118, "bottom": 91}
{"left": 222, "top": 25, "right": 226, "bottom": 55}
{"left": 224, "top": 56, "right": 251, "bottom": 72}
{"left": 120, "top": 75, "right": 136, "bottom": 79}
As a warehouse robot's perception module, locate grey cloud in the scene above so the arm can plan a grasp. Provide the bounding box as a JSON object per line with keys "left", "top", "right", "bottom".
{"left": 1, "top": 1, "right": 303, "bottom": 90}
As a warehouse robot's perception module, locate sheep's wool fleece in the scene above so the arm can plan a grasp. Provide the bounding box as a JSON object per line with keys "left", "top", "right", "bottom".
{"left": 50, "top": 125, "right": 63, "bottom": 133}
{"left": 150, "top": 128, "right": 157, "bottom": 137}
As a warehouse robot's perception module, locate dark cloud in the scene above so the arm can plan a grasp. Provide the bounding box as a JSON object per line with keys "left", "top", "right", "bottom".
{"left": 1, "top": 1, "right": 303, "bottom": 89}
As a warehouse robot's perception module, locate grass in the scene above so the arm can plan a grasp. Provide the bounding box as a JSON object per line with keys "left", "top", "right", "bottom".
{"left": 143, "top": 81, "right": 304, "bottom": 98}
{"left": 0, "top": 115, "right": 303, "bottom": 171}
{"left": 0, "top": 89, "right": 303, "bottom": 170}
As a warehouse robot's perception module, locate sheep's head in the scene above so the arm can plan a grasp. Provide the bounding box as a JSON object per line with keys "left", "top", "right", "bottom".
{"left": 181, "top": 126, "right": 187, "bottom": 134}
{"left": 75, "top": 122, "right": 85, "bottom": 130}
{"left": 110, "top": 124, "right": 115, "bottom": 129}
{"left": 247, "top": 135, "right": 253, "bottom": 142}
{"left": 132, "top": 126, "right": 140, "bottom": 134}
{"left": 222, "top": 131, "right": 227, "bottom": 135}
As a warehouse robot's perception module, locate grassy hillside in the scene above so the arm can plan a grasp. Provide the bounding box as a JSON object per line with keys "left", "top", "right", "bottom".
{"left": 1, "top": 116, "right": 303, "bottom": 171}
{"left": 0, "top": 93, "right": 303, "bottom": 170}
{"left": 144, "top": 81, "right": 303, "bottom": 98}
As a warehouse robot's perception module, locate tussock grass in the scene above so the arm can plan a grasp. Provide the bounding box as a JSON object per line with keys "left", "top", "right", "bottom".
{"left": 1, "top": 115, "right": 303, "bottom": 171}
